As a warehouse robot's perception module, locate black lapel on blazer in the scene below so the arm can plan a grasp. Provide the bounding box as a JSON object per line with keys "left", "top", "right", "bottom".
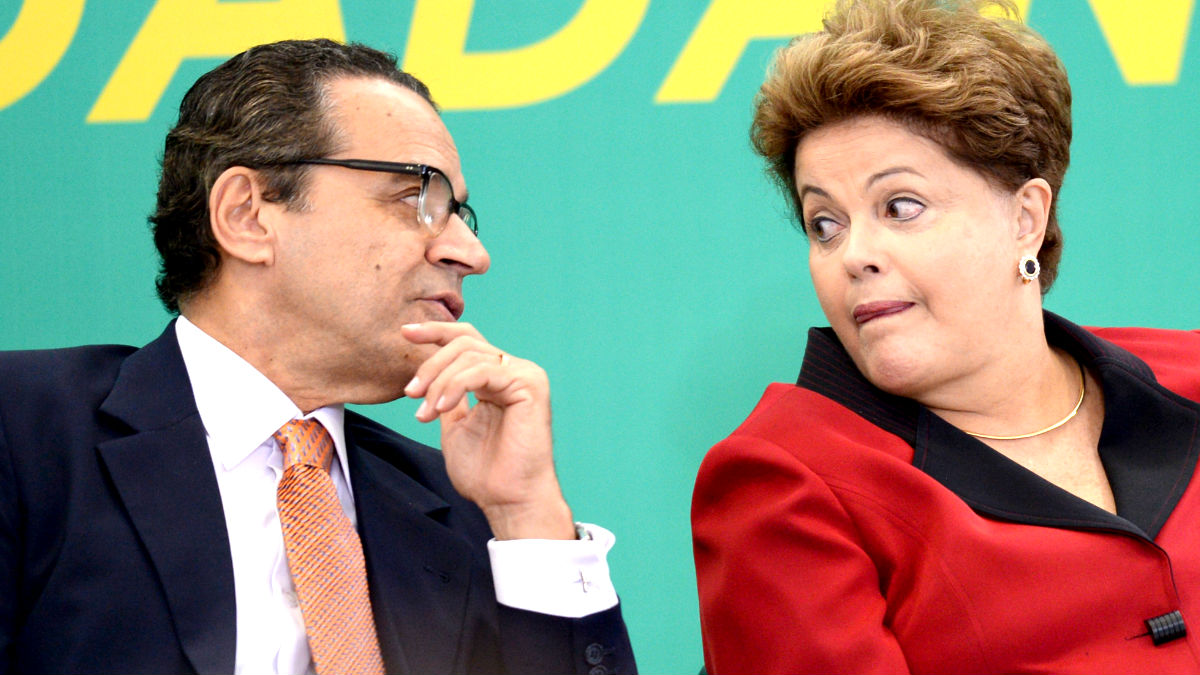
{"left": 96, "top": 323, "right": 237, "bottom": 675}
{"left": 347, "top": 436, "right": 476, "bottom": 675}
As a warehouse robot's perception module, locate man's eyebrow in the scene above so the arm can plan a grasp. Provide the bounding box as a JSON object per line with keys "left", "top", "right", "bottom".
{"left": 381, "top": 171, "right": 421, "bottom": 185}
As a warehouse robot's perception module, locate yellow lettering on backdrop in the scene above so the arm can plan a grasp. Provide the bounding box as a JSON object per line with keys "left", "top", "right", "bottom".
{"left": 403, "top": 0, "right": 649, "bottom": 109}
{"left": 656, "top": 0, "right": 825, "bottom": 103}
{"left": 1089, "top": 0, "right": 1193, "bottom": 84}
{"left": 88, "top": 0, "right": 345, "bottom": 123}
{"left": 0, "top": 0, "right": 86, "bottom": 110}
{"left": 659, "top": 0, "right": 1032, "bottom": 104}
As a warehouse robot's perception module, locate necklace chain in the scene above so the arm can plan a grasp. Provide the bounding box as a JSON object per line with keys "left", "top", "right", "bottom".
{"left": 963, "top": 361, "right": 1086, "bottom": 441}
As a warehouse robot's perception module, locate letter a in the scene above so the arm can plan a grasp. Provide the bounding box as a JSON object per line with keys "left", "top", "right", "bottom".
{"left": 403, "top": 0, "right": 649, "bottom": 110}
{"left": 0, "top": 0, "right": 86, "bottom": 110}
{"left": 658, "top": 0, "right": 1031, "bottom": 103}
{"left": 656, "top": 0, "right": 825, "bottom": 103}
{"left": 88, "top": 0, "right": 344, "bottom": 123}
{"left": 1089, "top": 0, "right": 1193, "bottom": 85}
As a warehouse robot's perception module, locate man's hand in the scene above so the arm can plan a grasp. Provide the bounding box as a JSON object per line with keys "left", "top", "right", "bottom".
{"left": 401, "top": 322, "right": 575, "bottom": 541}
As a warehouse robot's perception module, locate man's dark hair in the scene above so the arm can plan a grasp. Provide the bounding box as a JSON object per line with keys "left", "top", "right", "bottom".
{"left": 150, "top": 38, "right": 435, "bottom": 313}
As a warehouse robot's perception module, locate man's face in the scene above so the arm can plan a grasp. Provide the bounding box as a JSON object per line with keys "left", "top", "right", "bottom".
{"left": 262, "top": 76, "right": 490, "bottom": 403}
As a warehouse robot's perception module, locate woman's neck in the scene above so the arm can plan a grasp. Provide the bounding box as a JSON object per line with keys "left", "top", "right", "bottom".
{"left": 920, "top": 333, "right": 1079, "bottom": 440}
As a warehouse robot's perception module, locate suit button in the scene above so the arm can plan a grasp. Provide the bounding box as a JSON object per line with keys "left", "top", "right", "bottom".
{"left": 585, "top": 643, "right": 605, "bottom": 665}
{"left": 588, "top": 667, "right": 608, "bottom": 675}
{"left": 1146, "top": 610, "right": 1187, "bottom": 645}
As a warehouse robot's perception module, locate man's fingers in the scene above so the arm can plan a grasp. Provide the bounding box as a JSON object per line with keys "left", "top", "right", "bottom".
{"left": 422, "top": 361, "right": 512, "bottom": 421}
{"left": 401, "top": 321, "right": 483, "bottom": 346}
{"left": 412, "top": 352, "right": 543, "bottom": 423}
{"left": 401, "top": 324, "right": 548, "bottom": 424}
{"left": 415, "top": 354, "right": 492, "bottom": 421}
{"left": 404, "top": 333, "right": 493, "bottom": 398}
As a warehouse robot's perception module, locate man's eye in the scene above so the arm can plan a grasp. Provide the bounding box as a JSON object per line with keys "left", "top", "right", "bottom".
{"left": 886, "top": 197, "right": 924, "bottom": 220}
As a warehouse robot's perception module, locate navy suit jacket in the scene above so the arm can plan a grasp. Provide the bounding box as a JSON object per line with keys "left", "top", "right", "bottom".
{"left": 0, "top": 324, "right": 634, "bottom": 674}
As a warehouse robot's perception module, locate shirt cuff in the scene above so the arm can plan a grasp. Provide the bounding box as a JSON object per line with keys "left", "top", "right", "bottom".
{"left": 487, "top": 523, "right": 619, "bottom": 618}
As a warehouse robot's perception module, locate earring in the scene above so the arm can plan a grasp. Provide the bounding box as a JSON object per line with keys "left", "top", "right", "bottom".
{"left": 1018, "top": 255, "right": 1040, "bottom": 284}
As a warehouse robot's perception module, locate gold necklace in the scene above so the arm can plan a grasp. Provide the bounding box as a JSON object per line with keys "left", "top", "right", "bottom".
{"left": 963, "top": 361, "right": 1086, "bottom": 441}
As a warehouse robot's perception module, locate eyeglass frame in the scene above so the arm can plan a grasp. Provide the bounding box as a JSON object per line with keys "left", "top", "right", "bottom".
{"left": 269, "top": 158, "right": 478, "bottom": 236}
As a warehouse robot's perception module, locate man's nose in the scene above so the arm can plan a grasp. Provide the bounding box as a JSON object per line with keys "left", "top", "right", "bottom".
{"left": 428, "top": 213, "right": 490, "bottom": 275}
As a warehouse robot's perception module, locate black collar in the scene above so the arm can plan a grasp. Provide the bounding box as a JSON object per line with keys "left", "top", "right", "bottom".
{"left": 797, "top": 312, "right": 1200, "bottom": 540}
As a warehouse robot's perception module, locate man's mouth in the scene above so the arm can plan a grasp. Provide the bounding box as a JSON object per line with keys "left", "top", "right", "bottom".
{"left": 420, "top": 293, "right": 464, "bottom": 321}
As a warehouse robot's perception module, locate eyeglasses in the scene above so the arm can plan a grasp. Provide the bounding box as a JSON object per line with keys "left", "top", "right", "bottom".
{"left": 279, "top": 158, "right": 477, "bottom": 237}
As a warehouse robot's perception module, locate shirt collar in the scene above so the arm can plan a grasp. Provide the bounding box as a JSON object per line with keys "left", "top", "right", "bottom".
{"left": 174, "top": 316, "right": 352, "bottom": 491}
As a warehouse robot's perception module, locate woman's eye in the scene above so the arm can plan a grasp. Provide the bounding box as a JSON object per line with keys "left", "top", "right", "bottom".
{"left": 806, "top": 215, "right": 843, "bottom": 242}
{"left": 885, "top": 197, "right": 924, "bottom": 220}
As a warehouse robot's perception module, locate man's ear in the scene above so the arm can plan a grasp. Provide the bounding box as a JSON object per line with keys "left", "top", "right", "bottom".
{"left": 209, "top": 166, "right": 275, "bottom": 266}
{"left": 1014, "top": 177, "right": 1053, "bottom": 251}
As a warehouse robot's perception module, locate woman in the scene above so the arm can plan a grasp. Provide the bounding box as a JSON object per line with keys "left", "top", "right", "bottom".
{"left": 691, "top": 1, "right": 1200, "bottom": 673}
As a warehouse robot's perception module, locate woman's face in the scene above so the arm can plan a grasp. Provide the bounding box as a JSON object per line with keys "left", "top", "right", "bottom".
{"left": 795, "top": 116, "right": 1044, "bottom": 400}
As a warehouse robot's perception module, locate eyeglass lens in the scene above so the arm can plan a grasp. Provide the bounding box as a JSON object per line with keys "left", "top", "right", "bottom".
{"left": 419, "top": 170, "right": 476, "bottom": 236}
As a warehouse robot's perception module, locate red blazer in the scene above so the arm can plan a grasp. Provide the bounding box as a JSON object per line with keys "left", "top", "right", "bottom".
{"left": 693, "top": 315, "right": 1200, "bottom": 674}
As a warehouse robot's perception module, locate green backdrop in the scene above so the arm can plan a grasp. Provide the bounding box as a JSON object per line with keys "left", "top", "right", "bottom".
{"left": 2, "top": 1, "right": 1197, "bottom": 672}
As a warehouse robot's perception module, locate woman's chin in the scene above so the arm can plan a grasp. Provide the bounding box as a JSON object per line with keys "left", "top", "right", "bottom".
{"left": 854, "top": 348, "right": 932, "bottom": 399}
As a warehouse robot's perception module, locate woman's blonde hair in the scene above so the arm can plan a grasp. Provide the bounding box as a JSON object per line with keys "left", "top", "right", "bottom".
{"left": 752, "top": 0, "right": 1071, "bottom": 291}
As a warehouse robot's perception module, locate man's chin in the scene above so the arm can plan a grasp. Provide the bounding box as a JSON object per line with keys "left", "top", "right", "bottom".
{"left": 344, "top": 381, "right": 411, "bottom": 406}
{"left": 404, "top": 341, "right": 441, "bottom": 365}
{"left": 338, "top": 351, "right": 427, "bottom": 405}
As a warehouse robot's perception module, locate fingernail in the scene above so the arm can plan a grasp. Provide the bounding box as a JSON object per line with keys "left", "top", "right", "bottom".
{"left": 405, "top": 376, "right": 420, "bottom": 394}
{"left": 415, "top": 400, "right": 430, "bottom": 419}
{"left": 402, "top": 323, "right": 421, "bottom": 330}
{"left": 435, "top": 395, "right": 448, "bottom": 411}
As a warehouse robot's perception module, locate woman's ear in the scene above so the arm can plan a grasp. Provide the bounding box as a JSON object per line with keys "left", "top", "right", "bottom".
{"left": 208, "top": 166, "right": 275, "bottom": 266}
{"left": 1015, "top": 177, "right": 1053, "bottom": 250}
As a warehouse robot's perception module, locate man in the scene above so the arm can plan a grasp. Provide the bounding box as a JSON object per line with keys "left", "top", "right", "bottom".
{"left": 0, "top": 39, "right": 634, "bottom": 675}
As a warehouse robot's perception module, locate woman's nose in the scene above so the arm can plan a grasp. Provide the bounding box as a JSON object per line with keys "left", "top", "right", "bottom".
{"left": 840, "top": 219, "right": 886, "bottom": 278}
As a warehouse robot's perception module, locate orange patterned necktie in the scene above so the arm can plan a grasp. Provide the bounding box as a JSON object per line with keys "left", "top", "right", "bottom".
{"left": 274, "top": 419, "right": 386, "bottom": 675}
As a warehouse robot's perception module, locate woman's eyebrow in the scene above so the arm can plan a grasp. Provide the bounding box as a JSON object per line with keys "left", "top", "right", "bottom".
{"left": 866, "top": 166, "right": 924, "bottom": 189}
{"left": 798, "top": 184, "right": 830, "bottom": 203}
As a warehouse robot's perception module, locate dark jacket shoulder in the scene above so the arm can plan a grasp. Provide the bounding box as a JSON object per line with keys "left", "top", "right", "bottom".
{"left": 0, "top": 344, "right": 136, "bottom": 410}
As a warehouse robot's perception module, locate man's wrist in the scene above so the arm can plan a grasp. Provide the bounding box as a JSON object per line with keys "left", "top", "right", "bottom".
{"left": 484, "top": 494, "right": 575, "bottom": 540}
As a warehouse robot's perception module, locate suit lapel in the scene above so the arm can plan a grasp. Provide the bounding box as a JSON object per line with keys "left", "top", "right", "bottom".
{"left": 91, "top": 324, "right": 480, "bottom": 675}
{"left": 347, "top": 435, "right": 476, "bottom": 675}
{"left": 96, "top": 324, "right": 237, "bottom": 675}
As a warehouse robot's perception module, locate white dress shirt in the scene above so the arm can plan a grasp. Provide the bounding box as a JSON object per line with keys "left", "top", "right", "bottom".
{"left": 174, "top": 316, "right": 618, "bottom": 675}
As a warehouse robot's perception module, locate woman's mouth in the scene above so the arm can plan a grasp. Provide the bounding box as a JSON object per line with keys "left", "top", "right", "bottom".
{"left": 853, "top": 301, "right": 914, "bottom": 325}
